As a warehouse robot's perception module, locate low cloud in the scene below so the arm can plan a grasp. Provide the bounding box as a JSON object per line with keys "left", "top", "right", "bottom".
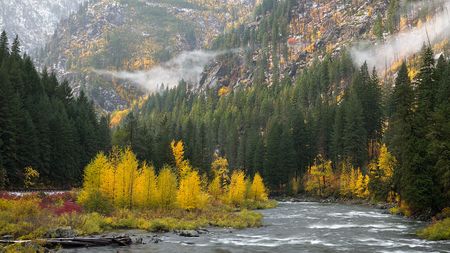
{"left": 351, "top": 0, "right": 450, "bottom": 71}
{"left": 94, "top": 49, "right": 232, "bottom": 91}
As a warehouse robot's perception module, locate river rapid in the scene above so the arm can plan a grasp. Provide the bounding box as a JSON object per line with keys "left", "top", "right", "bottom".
{"left": 66, "top": 202, "right": 450, "bottom": 253}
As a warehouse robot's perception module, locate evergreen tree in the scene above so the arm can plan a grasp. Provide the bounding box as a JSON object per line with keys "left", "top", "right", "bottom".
{"left": 342, "top": 89, "right": 367, "bottom": 168}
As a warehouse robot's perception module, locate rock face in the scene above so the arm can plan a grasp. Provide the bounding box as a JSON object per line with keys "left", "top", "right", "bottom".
{"left": 0, "top": 0, "right": 86, "bottom": 52}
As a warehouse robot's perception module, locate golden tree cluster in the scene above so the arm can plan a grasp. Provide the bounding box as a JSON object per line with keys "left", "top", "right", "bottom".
{"left": 79, "top": 141, "right": 270, "bottom": 212}
{"left": 303, "top": 156, "right": 370, "bottom": 199}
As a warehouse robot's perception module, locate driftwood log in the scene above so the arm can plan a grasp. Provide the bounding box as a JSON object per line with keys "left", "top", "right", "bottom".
{"left": 0, "top": 236, "right": 132, "bottom": 249}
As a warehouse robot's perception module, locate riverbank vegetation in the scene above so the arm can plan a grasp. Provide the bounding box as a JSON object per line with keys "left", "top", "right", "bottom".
{"left": 0, "top": 141, "right": 274, "bottom": 243}
{"left": 0, "top": 192, "right": 262, "bottom": 239}
{"left": 418, "top": 208, "right": 450, "bottom": 240}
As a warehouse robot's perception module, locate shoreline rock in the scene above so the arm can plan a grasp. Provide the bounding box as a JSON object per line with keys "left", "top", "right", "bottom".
{"left": 174, "top": 230, "right": 200, "bottom": 237}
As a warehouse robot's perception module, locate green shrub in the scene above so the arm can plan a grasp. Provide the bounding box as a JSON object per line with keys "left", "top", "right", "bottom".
{"left": 78, "top": 191, "right": 113, "bottom": 215}
{"left": 211, "top": 209, "right": 263, "bottom": 229}
{"left": 418, "top": 218, "right": 450, "bottom": 240}
{"left": 2, "top": 242, "right": 47, "bottom": 253}
{"left": 436, "top": 207, "right": 450, "bottom": 220}
{"left": 78, "top": 213, "right": 105, "bottom": 235}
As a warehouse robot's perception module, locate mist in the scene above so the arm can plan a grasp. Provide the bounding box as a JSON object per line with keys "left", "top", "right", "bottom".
{"left": 351, "top": 0, "right": 450, "bottom": 72}
{"left": 94, "top": 50, "right": 229, "bottom": 92}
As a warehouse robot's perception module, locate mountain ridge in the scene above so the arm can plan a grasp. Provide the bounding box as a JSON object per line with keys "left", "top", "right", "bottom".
{"left": 0, "top": 0, "right": 86, "bottom": 52}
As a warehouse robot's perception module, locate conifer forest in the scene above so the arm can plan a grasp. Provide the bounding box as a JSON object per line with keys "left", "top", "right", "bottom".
{"left": 0, "top": 0, "right": 449, "bottom": 251}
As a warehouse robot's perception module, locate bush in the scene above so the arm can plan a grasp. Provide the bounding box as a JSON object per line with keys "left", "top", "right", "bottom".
{"left": 418, "top": 218, "right": 450, "bottom": 240}
{"left": 78, "top": 213, "right": 105, "bottom": 235}
{"left": 436, "top": 207, "right": 450, "bottom": 220}
{"left": 212, "top": 209, "right": 263, "bottom": 229}
{"left": 389, "top": 202, "right": 412, "bottom": 217}
{"left": 0, "top": 198, "right": 52, "bottom": 238}
{"left": 78, "top": 191, "right": 113, "bottom": 214}
{"left": 2, "top": 242, "right": 47, "bottom": 253}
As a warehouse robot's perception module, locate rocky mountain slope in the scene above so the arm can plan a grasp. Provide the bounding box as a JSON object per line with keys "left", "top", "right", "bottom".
{"left": 0, "top": 0, "right": 86, "bottom": 52}
{"left": 34, "top": 0, "right": 450, "bottom": 113}
{"left": 37, "top": 0, "right": 257, "bottom": 111}
{"left": 200, "top": 0, "right": 450, "bottom": 93}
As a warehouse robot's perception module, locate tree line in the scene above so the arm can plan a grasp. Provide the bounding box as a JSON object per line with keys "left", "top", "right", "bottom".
{"left": 0, "top": 31, "right": 111, "bottom": 188}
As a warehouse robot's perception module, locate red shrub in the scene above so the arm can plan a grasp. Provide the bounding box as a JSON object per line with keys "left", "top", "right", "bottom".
{"left": 1, "top": 191, "right": 81, "bottom": 215}
{"left": 0, "top": 192, "right": 18, "bottom": 200}
{"left": 53, "top": 201, "right": 83, "bottom": 215}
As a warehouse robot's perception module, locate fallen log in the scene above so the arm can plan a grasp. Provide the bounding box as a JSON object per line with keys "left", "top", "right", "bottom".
{"left": 0, "top": 236, "right": 132, "bottom": 249}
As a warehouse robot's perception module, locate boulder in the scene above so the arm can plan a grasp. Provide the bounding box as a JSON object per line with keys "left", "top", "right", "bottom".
{"left": 175, "top": 230, "right": 199, "bottom": 237}
{"left": 44, "top": 227, "right": 77, "bottom": 238}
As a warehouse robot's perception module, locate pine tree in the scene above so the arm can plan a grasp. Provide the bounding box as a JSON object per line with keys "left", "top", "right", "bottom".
{"left": 373, "top": 13, "right": 383, "bottom": 40}
{"left": 388, "top": 61, "right": 433, "bottom": 214}
{"left": 342, "top": 89, "right": 367, "bottom": 167}
{"left": 429, "top": 56, "right": 450, "bottom": 209}
{"left": 0, "top": 31, "right": 9, "bottom": 63}
{"left": 264, "top": 120, "right": 283, "bottom": 189}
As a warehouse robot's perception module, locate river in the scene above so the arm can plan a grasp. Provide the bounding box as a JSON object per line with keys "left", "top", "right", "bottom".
{"left": 65, "top": 202, "right": 450, "bottom": 253}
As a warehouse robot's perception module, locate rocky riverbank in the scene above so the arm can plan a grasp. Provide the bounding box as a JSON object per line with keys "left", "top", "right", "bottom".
{"left": 275, "top": 195, "right": 395, "bottom": 213}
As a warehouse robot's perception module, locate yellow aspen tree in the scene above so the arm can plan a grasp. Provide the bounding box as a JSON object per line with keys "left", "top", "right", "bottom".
{"left": 208, "top": 155, "right": 230, "bottom": 200}
{"left": 290, "top": 177, "right": 301, "bottom": 195}
{"left": 305, "top": 155, "right": 333, "bottom": 196}
{"left": 339, "top": 161, "right": 352, "bottom": 197}
{"left": 304, "top": 166, "right": 319, "bottom": 195}
{"left": 362, "top": 175, "right": 370, "bottom": 198}
{"left": 228, "top": 170, "right": 247, "bottom": 207}
{"left": 23, "top": 167, "right": 39, "bottom": 189}
{"left": 114, "top": 148, "right": 139, "bottom": 208}
{"left": 378, "top": 144, "right": 396, "bottom": 182}
{"left": 200, "top": 172, "right": 209, "bottom": 191}
{"left": 177, "top": 170, "right": 208, "bottom": 210}
{"left": 171, "top": 140, "right": 191, "bottom": 178}
{"left": 99, "top": 157, "right": 115, "bottom": 203}
{"left": 134, "top": 169, "right": 145, "bottom": 208}
{"left": 106, "top": 147, "right": 123, "bottom": 206}
{"left": 349, "top": 168, "right": 358, "bottom": 197}
{"left": 248, "top": 173, "right": 268, "bottom": 201}
{"left": 208, "top": 176, "right": 222, "bottom": 200}
{"left": 211, "top": 155, "right": 230, "bottom": 189}
{"left": 355, "top": 169, "right": 365, "bottom": 198}
{"left": 157, "top": 166, "right": 178, "bottom": 209}
{"left": 171, "top": 140, "right": 185, "bottom": 169}
{"left": 134, "top": 162, "right": 158, "bottom": 208}
{"left": 78, "top": 153, "right": 108, "bottom": 205}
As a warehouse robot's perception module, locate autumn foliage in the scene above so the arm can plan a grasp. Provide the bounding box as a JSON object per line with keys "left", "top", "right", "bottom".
{"left": 78, "top": 140, "right": 272, "bottom": 212}
{"left": 302, "top": 145, "right": 397, "bottom": 201}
